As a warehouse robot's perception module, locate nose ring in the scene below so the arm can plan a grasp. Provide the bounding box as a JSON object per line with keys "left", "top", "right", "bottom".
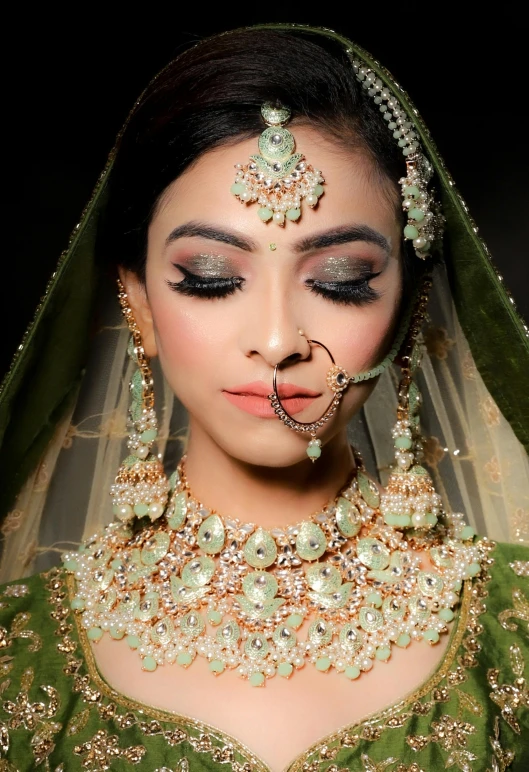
{"left": 268, "top": 340, "right": 350, "bottom": 461}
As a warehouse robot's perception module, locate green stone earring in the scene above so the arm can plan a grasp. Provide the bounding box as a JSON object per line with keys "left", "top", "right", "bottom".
{"left": 110, "top": 281, "right": 170, "bottom": 523}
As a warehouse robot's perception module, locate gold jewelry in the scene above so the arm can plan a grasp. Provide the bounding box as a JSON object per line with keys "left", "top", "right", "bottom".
{"left": 269, "top": 243, "right": 277, "bottom": 251}
{"left": 110, "top": 281, "right": 169, "bottom": 523}
{"left": 269, "top": 339, "right": 347, "bottom": 461}
{"left": 231, "top": 102, "right": 324, "bottom": 226}
{"left": 269, "top": 306, "right": 413, "bottom": 462}
{"left": 65, "top": 455, "right": 483, "bottom": 686}
{"left": 380, "top": 273, "right": 442, "bottom": 531}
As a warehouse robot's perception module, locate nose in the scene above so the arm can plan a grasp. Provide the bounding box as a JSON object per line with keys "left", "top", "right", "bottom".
{"left": 240, "top": 283, "right": 311, "bottom": 368}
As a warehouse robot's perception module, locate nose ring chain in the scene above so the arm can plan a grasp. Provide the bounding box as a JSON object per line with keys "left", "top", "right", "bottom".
{"left": 268, "top": 340, "right": 350, "bottom": 461}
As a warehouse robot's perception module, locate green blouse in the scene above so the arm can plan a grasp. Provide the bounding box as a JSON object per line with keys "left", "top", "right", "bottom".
{"left": 0, "top": 540, "right": 527, "bottom": 772}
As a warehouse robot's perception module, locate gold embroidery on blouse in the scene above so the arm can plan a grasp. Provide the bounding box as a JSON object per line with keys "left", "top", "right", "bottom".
{"left": 488, "top": 643, "right": 528, "bottom": 735}
{"left": 155, "top": 761, "right": 190, "bottom": 772}
{"left": 0, "top": 760, "right": 18, "bottom": 771}
{"left": 1, "top": 586, "right": 28, "bottom": 599}
{"left": 66, "top": 706, "right": 90, "bottom": 735}
{"left": 47, "top": 569, "right": 269, "bottom": 772}
{"left": 73, "top": 727, "right": 146, "bottom": 768}
{"left": 1, "top": 663, "right": 62, "bottom": 767}
{"left": 290, "top": 553, "right": 489, "bottom": 771}
{"left": 497, "top": 588, "right": 529, "bottom": 633}
{"left": 41, "top": 543, "right": 502, "bottom": 772}
{"left": 487, "top": 715, "right": 516, "bottom": 772}
{"left": 509, "top": 561, "right": 529, "bottom": 578}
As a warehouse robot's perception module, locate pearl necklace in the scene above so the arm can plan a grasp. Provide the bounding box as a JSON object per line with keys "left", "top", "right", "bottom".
{"left": 64, "top": 460, "right": 483, "bottom": 686}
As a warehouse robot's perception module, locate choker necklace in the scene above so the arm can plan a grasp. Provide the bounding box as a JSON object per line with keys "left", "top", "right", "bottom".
{"left": 63, "top": 458, "right": 484, "bottom": 687}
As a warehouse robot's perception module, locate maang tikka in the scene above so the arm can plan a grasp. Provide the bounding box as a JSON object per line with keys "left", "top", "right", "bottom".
{"left": 231, "top": 102, "right": 325, "bottom": 226}
{"left": 110, "top": 281, "right": 170, "bottom": 524}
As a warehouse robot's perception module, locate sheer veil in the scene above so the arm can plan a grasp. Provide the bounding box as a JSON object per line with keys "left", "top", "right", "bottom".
{"left": 1, "top": 26, "right": 528, "bottom": 582}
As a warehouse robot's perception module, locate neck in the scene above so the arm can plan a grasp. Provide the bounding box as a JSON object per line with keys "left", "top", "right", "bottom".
{"left": 183, "top": 426, "right": 355, "bottom": 529}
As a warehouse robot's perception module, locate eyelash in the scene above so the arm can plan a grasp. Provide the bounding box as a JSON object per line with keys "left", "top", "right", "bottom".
{"left": 167, "top": 265, "right": 244, "bottom": 299}
{"left": 306, "top": 275, "right": 381, "bottom": 306}
{"left": 167, "top": 266, "right": 381, "bottom": 306}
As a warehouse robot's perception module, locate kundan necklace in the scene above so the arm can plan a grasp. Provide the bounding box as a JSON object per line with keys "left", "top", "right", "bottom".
{"left": 63, "top": 457, "right": 484, "bottom": 687}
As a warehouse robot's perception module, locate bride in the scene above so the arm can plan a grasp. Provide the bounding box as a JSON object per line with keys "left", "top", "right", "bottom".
{"left": 0, "top": 25, "right": 527, "bottom": 772}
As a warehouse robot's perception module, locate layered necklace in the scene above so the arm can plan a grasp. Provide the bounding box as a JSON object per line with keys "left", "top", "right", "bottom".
{"left": 64, "top": 458, "right": 484, "bottom": 686}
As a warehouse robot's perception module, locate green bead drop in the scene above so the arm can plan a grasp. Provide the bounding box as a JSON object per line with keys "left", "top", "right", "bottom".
{"left": 87, "top": 627, "right": 103, "bottom": 642}
{"left": 286, "top": 208, "right": 301, "bottom": 221}
{"left": 70, "top": 597, "right": 85, "bottom": 611}
{"left": 439, "top": 608, "right": 455, "bottom": 622}
{"left": 424, "top": 629, "right": 440, "bottom": 644}
{"left": 278, "top": 662, "right": 293, "bottom": 678}
{"left": 396, "top": 633, "right": 411, "bottom": 648}
{"left": 306, "top": 443, "right": 322, "bottom": 460}
{"left": 258, "top": 207, "right": 273, "bottom": 221}
{"left": 376, "top": 646, "right": 391, "bottom": 661}
{"left": 177, "top": 652, "right": 193, "bottom": 667}
{"left": 345, "top": 665, "right": 360, "bottom": 679}
{"left": 404, "top": 224, "right": 419, "bottom": 240}
{"left": 142, "top": 656, "right": 157, "bottom": 672}
{"left": 315, "top": 657, "right": 331, "bottom": 672}
{"left": 231, "top": 182, "right": 245, "bottom": 196}
{"left": 286, "top": 613, "right": 304, "bottom": 629}
{"left": 209, "top": 659, "right": 225, "bottom": 675}
{"left": 250, "top": 672, "right": 265, "bottom": 687}
{"left": 207, "top": 610, "right": 222, "bottom": 625}
{"left": 126, "top": 635, "right": 141, "bottom": 649}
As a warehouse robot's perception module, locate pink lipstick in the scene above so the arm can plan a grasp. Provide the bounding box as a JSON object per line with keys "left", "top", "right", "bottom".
{"left": 223, "top": 381, "right": 320, "bottom": 418}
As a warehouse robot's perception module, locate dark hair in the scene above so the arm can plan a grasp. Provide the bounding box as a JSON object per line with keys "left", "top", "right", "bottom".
{"left": 99, "top": 27, "right": 418, "bottom": 286}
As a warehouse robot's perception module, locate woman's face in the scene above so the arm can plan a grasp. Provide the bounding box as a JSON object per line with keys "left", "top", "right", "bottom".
{"left": 123, "top": 127, "right": 404, "bottom": 468}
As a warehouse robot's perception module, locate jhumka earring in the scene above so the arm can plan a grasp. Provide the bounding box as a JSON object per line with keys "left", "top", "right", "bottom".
{"left": 230, "top": 102, "right": 325, "bottom": 226}
{"left": 110, "top": 281, "right": 170, "bottom": 523}
{"left": 379, "top": 273, "right": 443, "bottom": 532}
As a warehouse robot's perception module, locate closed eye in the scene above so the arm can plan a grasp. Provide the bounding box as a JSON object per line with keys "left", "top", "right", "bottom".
{"left": 306, "top": 273, "right": 381, "bottom": 306}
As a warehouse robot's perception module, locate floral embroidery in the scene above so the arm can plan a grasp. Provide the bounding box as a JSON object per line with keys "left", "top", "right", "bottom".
{"left": 422, "top": 436, "right": 445, "bottom": 467}
{"left": 424, "top": 326, "right": 455, "bottom": 360}
{"left": 484, "top": 456, "right": 502, "bottom": 484}
{"left": 488, "top": 643, "right": 528, "bottom": 734}
{"left": 155, "top": 762, "right": 190, "bottom": 772}
{"left": 2, "top": 586, "right": 29, "bottom": 599}
{"left": 73, "top": 728, "right": 146, "bottom": 769}
{"left": 2, "top": 667, "right": 61, "bottom": 766}
{"left": 0, "top": 510, "right": 24, "bottom": 538}
{"left": 509, "top": 561, "right": 529, "bottom": 578}
{"left": 479, "top": 396, "right": 501, "bottom": 427}
{"left": 498, "top": 588, "right": 529, "bottom": 633}
{"left": 34, "top": 461, "right": 50, "bottom": 492}
{"left": 487, "top": 715, "right": 516, "bottom": 772}
{"left": 462, "top": 350, "right": 477, "bottom": 381}
{"left": 510, "top": 508, "right": 529, "bottom": 544}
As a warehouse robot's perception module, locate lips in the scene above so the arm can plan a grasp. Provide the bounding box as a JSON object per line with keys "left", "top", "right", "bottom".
{"left": 223, "top": 381, "right": 320, "bottom": 418}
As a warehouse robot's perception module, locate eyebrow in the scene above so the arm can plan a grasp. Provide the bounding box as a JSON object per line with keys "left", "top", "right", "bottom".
{"left": 164, "top": 221, "right": 258, "bottom": 252}
{"left": 164, "top": 221, "right": 391, "bottom": 257}
{"left": 293, "top": 225, "right": 391, "bottom": 255}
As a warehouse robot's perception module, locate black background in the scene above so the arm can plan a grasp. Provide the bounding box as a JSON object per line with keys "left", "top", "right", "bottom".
{"left": 6, "top": 11, "right": 528, "bottom": 379}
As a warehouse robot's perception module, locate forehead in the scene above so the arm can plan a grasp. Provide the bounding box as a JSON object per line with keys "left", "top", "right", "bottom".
{"left": 151, "top": 125, "right": 401, "bottom": 249}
